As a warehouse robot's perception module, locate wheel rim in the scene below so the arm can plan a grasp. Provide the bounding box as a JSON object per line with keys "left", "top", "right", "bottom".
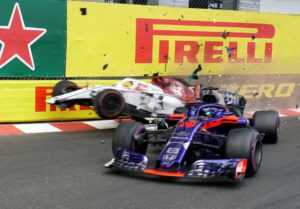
{"left": 103, "top": 94, "right": 121, "bottom": 114}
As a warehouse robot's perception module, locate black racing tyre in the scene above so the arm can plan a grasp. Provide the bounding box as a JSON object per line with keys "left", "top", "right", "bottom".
{"left": 253, "top": 110, "right": 279, "bottom": 144}
{"left": 52, "top": 80, "right": 80, "bottom": 97}
{"left": 225, "top": 128, "right": 262, "bottom": 177}
{"left": 93, "top": 89, "right": 125, "bottom": 119}
{"left": 112, "top": 122, "right": 148, "bottom": 158}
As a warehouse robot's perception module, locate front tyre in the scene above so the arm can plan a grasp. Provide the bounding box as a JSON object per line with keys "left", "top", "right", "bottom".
{"left": 93, "top": 89, "right": 125, "bottom": 119}
{"left": 52, "top": 80, "right": 80, "bottom": 108}
{"left": 253, "top": 110, "right": 279, "bottom": 144}
{"left": 225, "top": 128, "right": 262, "bottom": 177}
{"left": 112, "top": 122, "right": 148, "bottom": 158}
{"left": 52, "top": 80, "right": 80, "bottom": 97}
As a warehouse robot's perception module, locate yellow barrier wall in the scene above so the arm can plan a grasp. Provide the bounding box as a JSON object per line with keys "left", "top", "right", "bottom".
{"left": 0, "top": 80, "right": 119, "bottom": 123}
{"left": 1, "top": 2, "right": 300, "bottom": 123}
{"left": 67, "top": 3, "right": 300, "bottom": 76}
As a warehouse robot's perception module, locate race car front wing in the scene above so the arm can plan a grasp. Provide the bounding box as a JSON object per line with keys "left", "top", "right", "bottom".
{"left": 104, "top": 149, "right": 247, "bottom": 181}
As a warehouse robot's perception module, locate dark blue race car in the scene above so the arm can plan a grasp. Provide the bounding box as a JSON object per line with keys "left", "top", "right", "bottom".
{"left": 105, "top": 103, "right": 279, "bottom": 181}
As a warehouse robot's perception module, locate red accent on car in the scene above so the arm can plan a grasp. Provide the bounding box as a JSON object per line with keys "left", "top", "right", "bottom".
{"left": 201, "top": 116, "right": 239, "bottom": 130}
{"left": 151, "top": 76, "right": 197, "bottom": 102}
{"left": 202, "top": 120, "right": 222, "bottom": 130}
{"left": 144, "top": 169, "right": 185, "bottom": 177}
{"left": 178, "top": 122, "right": 197, "bottom": 128}
{"left": 167, "top": 114, "right": 185, "bottom": 120}
{"left": 235, "top": 159, "right": 248, "bottom": 179}
{"left": 222, "top": 115, "right": 239, "bottom": 124}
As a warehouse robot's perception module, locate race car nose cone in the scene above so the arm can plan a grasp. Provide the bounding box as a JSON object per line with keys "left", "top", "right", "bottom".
{"left": 46, "top": 98, "right": 55, "bottom": 104}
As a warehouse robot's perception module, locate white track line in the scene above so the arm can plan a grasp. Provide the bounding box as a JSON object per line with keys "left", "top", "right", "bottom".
{"left": 83, "top": 120, "right": 119, "bottom": 129}
{"left": 14, "top": 123, "right": 61, "bottom": 134}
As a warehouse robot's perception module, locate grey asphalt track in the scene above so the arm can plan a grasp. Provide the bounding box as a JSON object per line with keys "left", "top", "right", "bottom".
{"left": 0, "top": 117, "right": 300, "bottom": 209}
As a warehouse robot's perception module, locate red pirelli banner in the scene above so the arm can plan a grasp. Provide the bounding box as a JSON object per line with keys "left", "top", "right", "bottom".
{"left": 135, "top": 19, "right": 274, "bottom": 64}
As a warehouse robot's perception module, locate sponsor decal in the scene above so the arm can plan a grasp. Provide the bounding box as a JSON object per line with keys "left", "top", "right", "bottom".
{"left": 162, "top": 154, "right": 177, "bottom": 161}
{"left": 166, "top": 147, "right": 180, "bottom": 154}
{"left": 221, "top": 83, "right": 295, "bottom": 99}
{"left": 135, "top": 18, "right": 275, "bottom": 64}
{"left": 0, "top": 3, "right": 46, "bottom": 71}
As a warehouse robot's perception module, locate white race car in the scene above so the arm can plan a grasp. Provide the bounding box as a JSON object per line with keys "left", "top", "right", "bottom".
{"left": 46, "top": 78, "right": 186, "bottom": 119}
{"left": 47, "top": 77, "right": 247, "bottom": 119}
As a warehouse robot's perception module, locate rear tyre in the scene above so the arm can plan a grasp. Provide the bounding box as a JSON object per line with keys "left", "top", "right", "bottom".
{"left": 253, "top": 110, "right": 279, "bottom": 144}
{"left": 225, "top": 128, "right": 262, "bottom": 177}
{"left": 93, "top": 89, "right": 125, "bottom": 119}
{"left": 112, "top": 122, "right": 148, "bottom": 158}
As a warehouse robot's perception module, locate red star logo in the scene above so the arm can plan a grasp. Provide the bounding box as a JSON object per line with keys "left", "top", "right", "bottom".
{"left": 0, "top": 3, "right": 46, "bottom": 71}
